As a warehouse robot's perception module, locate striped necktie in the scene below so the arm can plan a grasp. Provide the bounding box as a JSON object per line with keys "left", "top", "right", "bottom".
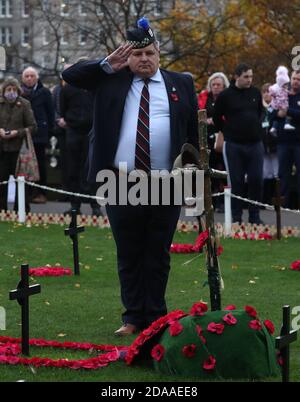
{"left": 135, "top": 78, "right": 151, "bottom": 173}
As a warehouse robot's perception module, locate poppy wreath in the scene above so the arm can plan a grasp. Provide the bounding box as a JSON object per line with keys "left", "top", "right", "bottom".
{"left": 0, "top": 336, "right": 128, "bottom": 370}
{"left": 28, "top": 267, "right": 72, "bottom": 277}
{"left": 170, "top": 230, "right": 224, "bottom": 256}
{"left": 126, "top": 302, "right": 281, "bottom": 380}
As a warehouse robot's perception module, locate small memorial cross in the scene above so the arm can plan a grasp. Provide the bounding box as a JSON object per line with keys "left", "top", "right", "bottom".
{"left": 275, "top": 305, "right": 298, "bottom": 382}
{"left": 9, "top": 264, "right": 41, "bottom": 356}
{"left": 64, "top": 209, "right": 85, "bottom": 275}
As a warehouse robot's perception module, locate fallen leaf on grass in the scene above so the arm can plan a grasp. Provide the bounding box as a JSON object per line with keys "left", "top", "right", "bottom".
{"left": 29, "top": 366, "right": 37, "bottom": 375}
{"left": 75, "top": 283, "right": 81, "bottom": 288}
{"left": 57, "top": 333, "right": 67, "bottom": 337}
{"left": 44, "top": 301, "right": 50, "bottom": 306}
{"left": 249, "top": 280, "right": 256, "bottom": 284}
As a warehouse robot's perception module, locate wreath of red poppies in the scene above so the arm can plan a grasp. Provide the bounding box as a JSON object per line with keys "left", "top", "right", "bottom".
{"left": 29, "top": 267, "right": 72, "bottom": 277}
{"left": 0, "top": 336, "right": 128, "bottom": 369}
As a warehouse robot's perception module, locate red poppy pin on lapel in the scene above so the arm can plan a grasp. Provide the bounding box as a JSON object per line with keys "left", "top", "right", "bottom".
{"left": 171, "top": 87, "right": 179, "bottom": 101}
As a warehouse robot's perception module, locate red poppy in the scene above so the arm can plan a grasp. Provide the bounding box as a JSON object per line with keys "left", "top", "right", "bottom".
{"left": 203, "top": 355, "right": 216, "bottom": 371}
{"left": 249, "top": 320, "right": 262, "bottom": 331}
{"left": 195, "top": 325, "right": 206, "bottom": 344}
{"left": 264, "top": 320, "right": 275, "bottom": 335}
{"left": 168, "top": 321, "right": 183, "bottom": 336}
{"left": 182, "top": 344, "right": 197, "bottom": 358}
{"left": 171, "top": 93, "right": 179, "bottom": 102}
{"left": 277, "top": 352, "right": 283, "bottom": 366}
{"left": 244, "top": 305, "right": 258, "bottom": 318}
{"left": 207, "top": 322, "right": 225, "bottom": 334}
{"left": 151, "top": 344, "right": 165, "bottom": 362}
{"left": 224, "top": 305, "right": 236, "bottom": 311}
{"left": 222, "top": 313, "right": 237, "bottom": 326}
{"left": 258, "top": 233, "right": 273, "bottom": 240}
{"left": 217, "top": 245, "right": 224, "bottom": 256}
{"left": 290, "top": 260, "right": 300, "bottom": 271}
{"left": 190, "top": 302, "right": 208, "bottom": 316}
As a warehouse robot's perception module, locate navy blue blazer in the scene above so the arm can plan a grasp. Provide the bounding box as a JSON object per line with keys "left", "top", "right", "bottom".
{"left": 62, "top": 60, "right": 199, "bottom": 182}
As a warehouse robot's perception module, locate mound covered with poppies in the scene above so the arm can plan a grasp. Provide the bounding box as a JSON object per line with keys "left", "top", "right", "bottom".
{"left": 126, "top": 303, "right": 280, "bottom": 380}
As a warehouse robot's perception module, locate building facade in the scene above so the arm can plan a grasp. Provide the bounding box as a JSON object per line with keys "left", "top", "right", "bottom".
{"left": 0, "top": 0, "right": 211, "bottom": 79}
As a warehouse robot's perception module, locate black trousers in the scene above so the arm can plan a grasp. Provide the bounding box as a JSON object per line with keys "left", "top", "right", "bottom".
{"left": 66, "top": 127, "right": 97, "bottom": 208}
{"left": 0, "top": 151, "right": 30, "bottom": 212}
{"left": 224, "top": 141, "right": 264, "bottom": 221}
{"left": 106, "top": 203, "right": 181, "bottom": 328}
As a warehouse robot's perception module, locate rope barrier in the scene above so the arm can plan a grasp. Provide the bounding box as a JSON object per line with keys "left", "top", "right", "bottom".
{"left": 1, "top": 178, "right": 300, "bottom": 215}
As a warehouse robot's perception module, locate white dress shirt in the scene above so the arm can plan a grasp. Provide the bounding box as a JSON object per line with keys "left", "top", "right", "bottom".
{"left": 113, "top": 69, "right": 171, "bottom": 172}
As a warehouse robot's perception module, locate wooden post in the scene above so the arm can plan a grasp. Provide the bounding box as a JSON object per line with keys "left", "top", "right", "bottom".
{"left": 198, "top": 109, "right": 221, "bottom": 311}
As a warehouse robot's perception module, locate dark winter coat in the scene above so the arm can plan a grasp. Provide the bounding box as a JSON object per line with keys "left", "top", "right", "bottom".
{"left": 0, "top": 96, "right": 37, "bottom": 152}
{"left": 22, "top": 80, "right": 55, "bottom": 144}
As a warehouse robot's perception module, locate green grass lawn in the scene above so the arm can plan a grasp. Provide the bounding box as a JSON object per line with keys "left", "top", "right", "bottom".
{"left": 0, "top": 221, "right": 299, "bottom": 382}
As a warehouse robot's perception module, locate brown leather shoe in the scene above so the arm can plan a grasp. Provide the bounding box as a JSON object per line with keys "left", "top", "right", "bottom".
{"left": 114, "top": 323, "right": 138, "bottom": 337}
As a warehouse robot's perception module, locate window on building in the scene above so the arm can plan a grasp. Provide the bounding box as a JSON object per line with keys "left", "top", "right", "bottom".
{"left": 154, "top": 0, "right": 163, "bottom": 16}
{"left": 96, "top": 0, "right": 104, "bottom": 16}
{"left": 0, "top": 0, "right": 12, "bottom": 17}
{"left": 41, "top": 54, "right": 52, "bottom": 68}
{"left": 42, "top": 28, "right": 50, "bottom": 45}
{"left": 79, "top": 29, "right": 88, "bottom": 45}
{"left": 21, "top": 27, "right": 30, "bottom": 46}
{"left": 79, "top": 1, "right": 87, "bottom": 16}
{"left": 22, "top": 0, "right": 30, "bottom": 17}
{"left": 61, "top": 0, "right": 70, "bottom": 16}
{"left": 42, "top": 0, "right": 50, "bottom": 12}
{"left": 0, "top": 27, "right": 12, "bottom": 45}
{"left": 60, "top": 26, "right": 69, "bottom": 45}
{"left": 130, "top": 1, "right": 138, "bottom": 16}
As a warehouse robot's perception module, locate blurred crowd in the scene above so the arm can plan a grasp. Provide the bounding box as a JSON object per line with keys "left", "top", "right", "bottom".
{"left": 0, "top": 63, "right": 300, "bottom": 221}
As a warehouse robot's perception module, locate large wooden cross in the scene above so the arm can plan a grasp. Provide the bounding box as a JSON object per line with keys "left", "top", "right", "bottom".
{"left": 198, "top": 109, "right": 223, "bottom": 311}
{"left": 64, "top": 209, "right": 85, "bottom": 275}
{"left": 9, "top": 264, "right": 41, "bottom": 356}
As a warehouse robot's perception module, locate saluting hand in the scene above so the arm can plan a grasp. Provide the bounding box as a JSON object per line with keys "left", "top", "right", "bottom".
{"left": 107, "top": 43, "right": 133, "bottom": 72}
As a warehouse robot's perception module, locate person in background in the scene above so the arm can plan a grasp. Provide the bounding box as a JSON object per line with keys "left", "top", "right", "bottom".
{"left": 21, "top": 67, "right": 54, "bottom": 204}
{"left": 213, "top": 63, "right": 264, "bottom": 224}
{"left": 269, "top": 66, "right": 295, "bottom": 135}
{"left": 261, "top": 83, "right": 278, "bottom": 205}
{"left": 52, "top": 64, "right": 72, "bottom": 199}
{"left": 198, "top": 72, "right": 229, "bottom": 212}
{"left": 276, "top": 70, "right": 300, "bottom": 208}
{"left": 60, "top": 61, "right": 102, "bottom": 217}
{"left": 0, "top": 77, "right": 37, "bottom": 212}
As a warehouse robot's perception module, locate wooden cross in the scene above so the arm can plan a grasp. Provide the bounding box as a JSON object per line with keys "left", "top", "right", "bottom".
{"left": 64, "top": 209, "right": 85, "bottom": 275}
{"left": 9, "top": 264, "right": 41, "bottom": 356}
{"left": 275, "top": 305, "right": 298, "bottom": 382}
{"left": 198, "top": 109, "right": 222, "bottom": 311}
{"left": 272, "top": 178, "right": 284, "bottom": 240}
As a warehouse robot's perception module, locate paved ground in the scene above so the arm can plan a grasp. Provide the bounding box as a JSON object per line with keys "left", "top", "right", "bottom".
{"left": 18, "top": 201, "right": 300, "bottom": 227}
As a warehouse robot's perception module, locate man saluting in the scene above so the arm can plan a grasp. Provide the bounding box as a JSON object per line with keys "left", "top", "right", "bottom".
{"left": 63, "top": 18, "right": 198, "bottom": 336}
